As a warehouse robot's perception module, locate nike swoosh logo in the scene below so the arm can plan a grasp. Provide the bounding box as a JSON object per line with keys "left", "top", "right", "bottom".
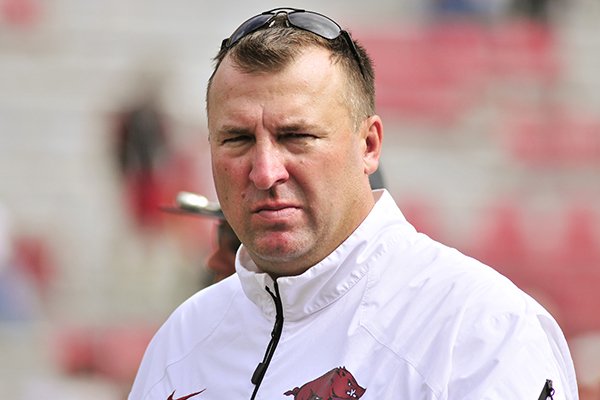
{"left": 167, "top": 389, "right": 206, "bottom": 400}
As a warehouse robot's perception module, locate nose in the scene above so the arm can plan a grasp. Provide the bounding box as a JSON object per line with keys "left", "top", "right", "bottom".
{"left": 248, "top": 141, "right": 289, "bottom": 190}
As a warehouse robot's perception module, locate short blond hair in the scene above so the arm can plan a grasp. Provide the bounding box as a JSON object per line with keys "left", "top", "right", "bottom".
{"left": 206, "top": 17, "right": 375, "bottom": 132}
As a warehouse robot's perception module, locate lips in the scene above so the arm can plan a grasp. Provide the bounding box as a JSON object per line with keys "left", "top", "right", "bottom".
{"left": 252, "top": 203, "right": 301, "bottom": 219}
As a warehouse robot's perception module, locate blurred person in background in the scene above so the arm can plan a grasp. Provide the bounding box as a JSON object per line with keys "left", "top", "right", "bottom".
{"left": 112, "top": 79, "right": 171, "bottom": 232}
{"left": 205, "top": 218, "right": 240, "bottom": 282}
{"left": 162, "top": 192, "right": 240, "bottom": 283}
{"left": 129, "top": 7, "right": 577, "bottom": 399}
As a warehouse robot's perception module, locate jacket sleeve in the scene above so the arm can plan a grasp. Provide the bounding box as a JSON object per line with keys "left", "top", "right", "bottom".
{"left": 448, "top": 291, "right": 578, "bottom": 399}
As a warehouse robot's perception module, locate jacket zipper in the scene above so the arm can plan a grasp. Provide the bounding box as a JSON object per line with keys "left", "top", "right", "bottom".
{"left": 538, "top": 379, "right": 555, "bottom": 400}
{"left": 250, "top": 280, "right": 284, "bottom": 399}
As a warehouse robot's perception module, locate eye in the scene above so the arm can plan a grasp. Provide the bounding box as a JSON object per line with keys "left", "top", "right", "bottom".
{"left": 280, "top": 132, "right": 316, "bottom": 141}
{"left": 221, "top": 135, "right": 253, "bottom": 145}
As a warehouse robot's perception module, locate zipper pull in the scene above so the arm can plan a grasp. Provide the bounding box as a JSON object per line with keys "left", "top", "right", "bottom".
{"left": 251, "top": 362, "right": 266, "bottom": 385}
{"left": 538, "top": 379, "right": 554, "bottom": 400}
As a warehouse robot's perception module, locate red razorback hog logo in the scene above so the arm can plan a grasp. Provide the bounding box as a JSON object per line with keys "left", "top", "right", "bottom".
{"left": 284, "top": 367, "right": 366, "bottom": 400}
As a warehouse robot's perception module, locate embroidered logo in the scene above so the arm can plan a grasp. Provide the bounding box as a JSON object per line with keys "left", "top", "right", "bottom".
{"left": 167, "top": 389, "right": 206, "bottom": 400}
{"left": 284, "top": 367, "right": 366, "bottom": 399}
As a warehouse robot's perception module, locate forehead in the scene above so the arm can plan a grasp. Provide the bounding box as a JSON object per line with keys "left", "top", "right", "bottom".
{"left": 207, "top": 47, "right": 349, "bottom": 124}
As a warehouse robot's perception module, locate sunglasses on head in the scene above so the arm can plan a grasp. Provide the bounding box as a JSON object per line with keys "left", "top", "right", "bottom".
{"left": 220, "top": 7, "right": 366, "bottom": 79}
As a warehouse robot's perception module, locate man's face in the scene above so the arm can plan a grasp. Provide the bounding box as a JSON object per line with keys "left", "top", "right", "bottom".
{"left": 207, "top": 46, "right": 381, "bottom": 277}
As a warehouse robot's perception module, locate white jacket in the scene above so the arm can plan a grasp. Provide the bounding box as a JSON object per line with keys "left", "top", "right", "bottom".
{"left": 129, "top": 190, "right": 578, "bottom": 400}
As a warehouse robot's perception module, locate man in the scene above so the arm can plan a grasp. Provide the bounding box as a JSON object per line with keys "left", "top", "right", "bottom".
{"left": 129, "top": 8, "right": 578, "bottom": 399}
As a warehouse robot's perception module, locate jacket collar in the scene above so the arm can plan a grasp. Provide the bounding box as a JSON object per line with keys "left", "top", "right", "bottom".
{"left": 236, "top": 189, "right": 408, "bottom": 321}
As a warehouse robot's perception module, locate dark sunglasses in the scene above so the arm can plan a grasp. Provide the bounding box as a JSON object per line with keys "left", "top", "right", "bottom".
{"left": 220, "top": 7, "right": 366, "bottom": 79}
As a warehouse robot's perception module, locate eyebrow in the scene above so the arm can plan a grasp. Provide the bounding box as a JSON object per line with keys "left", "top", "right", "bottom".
{"left": 218, "top": 121, "right": 321, "bottom": 136}
{"left": 276, "top": 123, "right": 314, "bottom": 133}
{"left": 218, "top": 126, "right": 254, "bottom": 136}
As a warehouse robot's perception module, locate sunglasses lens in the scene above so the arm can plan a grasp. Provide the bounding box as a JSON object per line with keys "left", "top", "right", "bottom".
{"left": 226, "top": 14, "right": 272, "bottom": 48}
{"left": 221, "top": 10, "right": 365, "bottom": 79}
{"left": 288, "top": 13, "right": 340, "bottom": 40}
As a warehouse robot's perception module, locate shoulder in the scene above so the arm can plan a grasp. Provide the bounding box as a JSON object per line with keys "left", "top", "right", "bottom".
{"left": 171, "top": 275, "right": 242, "bottom": 322}
{"left": 363, "top": 233, "right": 577, "bottom": 398}
{"left": 129, "top": 276, "right": 243, "bottom": 399}
{"left": 363, "top": 229, "right": 558, "bottom": 360}
{"left": 155, "top": 275, "right": 242, "bottom": 355}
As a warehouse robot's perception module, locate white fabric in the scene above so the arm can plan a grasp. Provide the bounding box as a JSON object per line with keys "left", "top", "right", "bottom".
{"left": 129, "top": 189, "right": 578, "bottom": 400}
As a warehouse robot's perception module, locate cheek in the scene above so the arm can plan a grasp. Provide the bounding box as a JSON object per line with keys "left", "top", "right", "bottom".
{"left": 213, "top": 160, "right": 249, "bottom": 214}
{"left": 212, "top": 163, "right": 234, "bottom": 206}
{"left": 213, "top": 160, "right": 238, "bottom": 190}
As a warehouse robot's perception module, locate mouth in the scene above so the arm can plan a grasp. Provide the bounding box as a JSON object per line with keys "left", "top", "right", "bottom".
{"left": 252, "top": 203, "right": 300, "bottom": 220}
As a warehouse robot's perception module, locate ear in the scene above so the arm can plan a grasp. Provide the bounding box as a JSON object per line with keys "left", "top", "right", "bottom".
{"left": 362, "top": 115, "right": 383, "bottom": 175}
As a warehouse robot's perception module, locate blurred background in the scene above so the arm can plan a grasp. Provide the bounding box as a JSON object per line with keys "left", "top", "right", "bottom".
{"left": 0, "top": 0, "right": 599, "bottom": 398}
